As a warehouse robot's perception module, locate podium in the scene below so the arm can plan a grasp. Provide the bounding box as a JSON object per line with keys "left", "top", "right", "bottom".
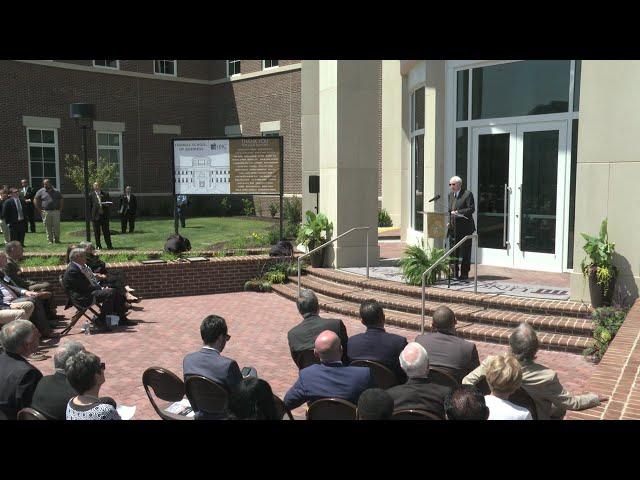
{"left": 417, "top": 211, "right": 447, "bottom": 239}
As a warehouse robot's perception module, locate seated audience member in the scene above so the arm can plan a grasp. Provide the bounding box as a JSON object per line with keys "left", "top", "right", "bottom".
{"left": 284, "top": 330, "right": 373, "bottom": 411}
{"left": 1, "top": 294, "right": 34, "bottom": 326}
{"left": 386, "top": 342, "right": 451, "bottom": 419}
{"left": 287, "top": 289, "right": 349, "bottom": 366}
{"left": 348, "top": 299, "right": 408, "bottom": 382}
{"left": 31, "top": 341, "right": 85, "bottom": 420}
{"left": 0, "top": 251, "right": 54, "bottom": 337}
{"left": 65, "top": 350, "right": 121, "bottom": 420}
{"left": 228, "top": 377, "right": 280, "bottom": 420}
{"left": 414, "top": 305, "right": 480, "bottom": 382}
{"left": 444, "top": 385, "right": 490, "bottom": 420}
{"left": 483, "top": 354, "right": 532, "bottom": 420}
{"left": 463, "top": 323, "right": 606, "bottom": 420}
{"left": 0, "top": 319, "right": 43, "bottom": 419}
{"left": 79, "top": 241, "right": 139, "bottom": 304}
{"left": 62, "top": 247, "right": 131, "bottom": 330}
{"left": 4, "top": 241, "right": 58, "bottom": 319}
{"left": 357, "top": 388, "right": 394, "bottom": 420}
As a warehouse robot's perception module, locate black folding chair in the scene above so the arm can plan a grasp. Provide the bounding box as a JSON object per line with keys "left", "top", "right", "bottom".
{"left": 184, "top": 375, "right": 230, "bottom": 420}
{"left": 142, "top": 367, "right": 193, "bottom": 421}
{"left": 58, "top": 274, "right": 102, "bottom": 336}
{"left": 429, "top": 367, "right": 460, "bottom": 389}
{"left": 349, "top": 360, "right": 400, "bottom": 390}
{"left": 273, "top": 394, "right": 295, "bottom": 421}
{"left": 17, "top": 408, "right": 48, "bottom": 420}
{"left": 306, "top": 398, "right": 357, "bottom": 420}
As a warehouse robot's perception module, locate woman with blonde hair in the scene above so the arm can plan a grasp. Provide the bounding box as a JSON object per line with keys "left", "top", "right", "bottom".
{"left": 484, "top": 354, "right": 532, "bottom": 420}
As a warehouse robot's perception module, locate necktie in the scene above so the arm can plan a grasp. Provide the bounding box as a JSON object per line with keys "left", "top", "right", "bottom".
{"left": 81, "top": 265, "right": 100, "bottom": 287}
{"left": 1, "top": 280, "right": 18, "bottom": 301}
{"left": 15, "top": 198, "right": 23, "bottom": 221}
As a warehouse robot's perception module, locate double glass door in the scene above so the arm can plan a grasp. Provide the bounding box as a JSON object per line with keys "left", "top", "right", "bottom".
{"left": 471, "top": 121, "right": 568, "bottom": 271}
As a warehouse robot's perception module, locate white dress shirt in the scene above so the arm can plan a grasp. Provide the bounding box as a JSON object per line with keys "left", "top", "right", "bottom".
{"left": 485, "top": 394, "right": 533, "bottom": 420}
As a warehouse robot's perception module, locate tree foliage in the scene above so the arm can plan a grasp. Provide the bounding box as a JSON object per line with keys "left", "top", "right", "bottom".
{"left": 64, "top": 154, "right": 119, "bottom": 193}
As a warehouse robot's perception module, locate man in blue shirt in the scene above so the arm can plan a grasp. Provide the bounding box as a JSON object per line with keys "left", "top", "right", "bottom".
{"left": 176, "top": 194, "right": 189, "bottom": 228}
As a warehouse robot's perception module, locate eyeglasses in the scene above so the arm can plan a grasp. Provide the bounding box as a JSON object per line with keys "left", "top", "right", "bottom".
{"left": 100, "top": 362, "right": 106, "bottom": 371}
{"left": 224, "top": 334, "right": 231, "bottom": 341}
{"left": 449, "top": 183, "right": 457, "bottom": 186}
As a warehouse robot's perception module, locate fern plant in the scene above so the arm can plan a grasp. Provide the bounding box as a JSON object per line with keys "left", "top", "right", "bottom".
{"left": 398, "top": 240, "right": 449, "bottom": 286}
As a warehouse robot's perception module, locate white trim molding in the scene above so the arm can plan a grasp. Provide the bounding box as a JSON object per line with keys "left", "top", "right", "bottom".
{"left": 153, "top": 124, "right": 182, "bottom": 135}
{"left": 22, "top": 116, "right": 61, "bottom": 129}
{"left": 93, "top": 121, "right": 125, "bottom": 132}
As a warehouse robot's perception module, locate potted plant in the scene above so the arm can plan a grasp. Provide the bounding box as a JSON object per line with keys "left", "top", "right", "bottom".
{"left": 580, "top": 219, "right": 617, "bottom": 307}
{"left": 398, "top": 240, "right": 449, "bottom": 286}
{"left": 296, "top": 210, "right": 333, "bottom": 267}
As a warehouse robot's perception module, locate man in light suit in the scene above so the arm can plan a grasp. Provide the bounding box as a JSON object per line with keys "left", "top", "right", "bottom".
{"left": 414, "top": 305, "right": 480, "bottom": 383}
{"left": 284, "top": 330, "right": 374, "bottom": 411}
{"left": 463, "top": 323, "right": 607, "bottom": 419}
{"left": 448, "top": 175, "right": 476, "bottom": 280}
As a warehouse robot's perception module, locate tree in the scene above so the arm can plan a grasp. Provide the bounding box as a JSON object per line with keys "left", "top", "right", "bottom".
{"left": 64, "top": 154, "right": 119, "bottom": 192}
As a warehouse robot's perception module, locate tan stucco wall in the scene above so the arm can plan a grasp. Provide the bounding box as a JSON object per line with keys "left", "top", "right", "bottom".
{"left": 570, "top": 60, "right": 640, "bottom": 303}
{"left": 381, "top": 60, "right": 403, "bottom": 229}
{"left": 301, "top": 60, "right": 319, "bottom": 217}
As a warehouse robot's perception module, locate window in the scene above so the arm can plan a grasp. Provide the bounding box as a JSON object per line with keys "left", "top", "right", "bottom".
{"left": 27, "top": 128, "right": 58, "bottom": 188}
{"left": 262, "top": 130, "right": 280, "bottom": 137}
{"left": 154, "top": 60, "right": 176, "bottom": 76}
{"left": 227, "top": 60, "right": 241, "bottom": 76}
{"left": 411, "top": 87, "right": 425, "bottom": 232}
{"left": 263, "top": 60, "right": 279, "bottom": 70}
{"left": 93, "top": 60, "right": 119, "bottom": 69}
{"left": 96, "top": 132, "right": 123, "bottom": 191}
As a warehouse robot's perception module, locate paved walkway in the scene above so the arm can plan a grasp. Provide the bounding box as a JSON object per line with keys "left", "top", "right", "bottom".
{"left": 34, "top": 292, "right": 595, "bottom": 419}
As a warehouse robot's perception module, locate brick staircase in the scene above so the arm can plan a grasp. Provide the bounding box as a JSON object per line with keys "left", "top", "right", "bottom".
{"left": 272, "top": 267, "right": 596, "bottom": 354}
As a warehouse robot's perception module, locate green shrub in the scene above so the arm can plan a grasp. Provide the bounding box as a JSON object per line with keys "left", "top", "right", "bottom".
{"left": 242, "top": 198, "right": 255, "bottom": 216}
{"left": 378, "top": 209, "right": 393, "bottom": 227}
{"left": 284, "top": 221, "right": 299, "bottom": 240}
{"left": 398, "top": 240, "right": 449, "bottom": 286}
{"left": 264, "top": 269, "right": 286, "bottom": 284}
{"left": 269, "top": 203, "right": 279, "bottom": 218}
{"left": 267, "top": 229, "right": 280, "bottom": 245}
{"left": 283, "top": 197, "right": 302, "bottom": 224}
{"left": 583, "top": 307, "right": 628, "bottom": 361}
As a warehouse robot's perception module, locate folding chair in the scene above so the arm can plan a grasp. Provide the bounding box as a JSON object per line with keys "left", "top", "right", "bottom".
{"left": 306, "top": 398, "right": 357, "bottom": 420}
{"left": 184, "top": 375, "right": 229, "bottom": 420}
{"left": 349, "top": 360, "right": 400, "bottom": 390}
{"left": 142, "top": 367, "right": 193, "bottom": 421}
{"left": 391, "top": 409, "right": 442, "bottom": 420}
{"left": 58, "top": 275, "right": 102, "bottom": 336}
{"left": 17, "top": 408, "right": 48, "bottom": 420}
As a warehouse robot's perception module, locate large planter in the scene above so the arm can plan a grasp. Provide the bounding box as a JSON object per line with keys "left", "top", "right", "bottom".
{"left": 310, "top": 248, "right": 325, "bottom": 268}
{"left": 587, "top": 267, "right": 616, "bottom": 307}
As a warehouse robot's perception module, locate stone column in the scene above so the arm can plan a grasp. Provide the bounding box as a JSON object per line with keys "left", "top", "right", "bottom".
{"left": 301, "top": 60, "right": 320, "bottom": 219}
{"left": 381, "top": 60, "right": 403, "bottom": 230}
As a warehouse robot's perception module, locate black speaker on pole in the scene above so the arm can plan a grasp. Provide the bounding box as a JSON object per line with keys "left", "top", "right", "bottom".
{"left": 309, "top": 175, "right": 320, "bottom": 194}
{"left": 70, "top": 103, "right": 95, "bottom": 120}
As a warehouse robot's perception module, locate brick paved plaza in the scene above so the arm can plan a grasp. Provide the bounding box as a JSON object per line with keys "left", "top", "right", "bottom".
{"left": 35, "top": 292, "right": 596, "bottom": 420}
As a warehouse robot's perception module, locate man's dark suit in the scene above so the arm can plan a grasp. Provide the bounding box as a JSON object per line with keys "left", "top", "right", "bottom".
{"left": 0, "top": 276, "right": 51, "bottom": 336}
{"left": 20, "top": 185, "right": 36, "bottom": 233}
{"left": 62, "top": 262, "right": 122, "bottom": 323}
{"left": 89, "top": 190, "right": 112, "bottom": 249}
{"left": 287, "top": 314, "right": 349, "bottom": 364}
{"left": 0, "top": 351, "right": 43, "bottom": 419}
{"left": 30, "top": 370, "right": 78, "bottom": 420}
{"left": 448, "top": 188, "right": 476, "bottom": 278}
{"left": 283, "top": 361, "right": 373, "bottom": 410}
{"left": 118, "top": 194, "right": 137, "bottom": 233}
{"left": 347, "top": 327, "right": 408, "bottom": 383}
{"left": 414, "top": 331, "right": 480, "bottom": 383}
{"left": 386, "top": 377, "right": 452, "bottom": 419}
{"left": 2, "top": 197, "right": 27, "bottom": 246}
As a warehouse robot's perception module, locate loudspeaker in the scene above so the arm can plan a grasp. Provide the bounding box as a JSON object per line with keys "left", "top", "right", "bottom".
{"left": 309, "top": 175, "right": 320, "bottom": 194}
{"left": 69, "top": 103, "right": 95, "bottom": 120}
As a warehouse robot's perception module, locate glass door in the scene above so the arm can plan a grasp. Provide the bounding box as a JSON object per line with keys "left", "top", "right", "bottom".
{"left": 471, "top": 125, "right": 517, "bottom": 267}
{"left": 513, "top": 122, "right": 567, "bottom": 270}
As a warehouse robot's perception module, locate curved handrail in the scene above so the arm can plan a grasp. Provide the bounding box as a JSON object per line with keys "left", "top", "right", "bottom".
{"left": 420, "top": 234, "right": 478, "bottom": 334}
{"left": 297, "top": 226, "right": 371, "bottom": 297}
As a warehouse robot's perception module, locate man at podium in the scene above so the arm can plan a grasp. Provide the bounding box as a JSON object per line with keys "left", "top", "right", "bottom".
{"left": 447, "top": 176, "right": 475, "bottom": 281}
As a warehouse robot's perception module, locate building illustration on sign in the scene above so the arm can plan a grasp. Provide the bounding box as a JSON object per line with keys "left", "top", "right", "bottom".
{"left": 174, "top": 140, "right": 230, "bottom": 194}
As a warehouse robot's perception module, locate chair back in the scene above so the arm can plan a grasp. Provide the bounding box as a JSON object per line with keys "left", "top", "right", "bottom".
{"left": 428, "top": 367, "right": 460, "bottom": 389}
{"left": 508, "top": 387, "right": 538, "bottom": 420}
{"left": 295, "top": 349, "right": 319, "bottom": 370}
{"left": 349, "top": 360, "right": 399, "bottom": 390}
{"left": 306, "top": 398, "right": 357, "bottom": 420}
{"left": 184, "top": 375, "right": 229, "bottom": 418}
{"left": 17, "top": 408, "right": 47, "bottom": 420}
{"left": 142, "top": 367, "right": 188, "bottom": 420}
{"left": 391, "top": 409, "right": 442, "bottom": 420}
{"left": 273, "top": 394, "right": 294, "bottom": 421}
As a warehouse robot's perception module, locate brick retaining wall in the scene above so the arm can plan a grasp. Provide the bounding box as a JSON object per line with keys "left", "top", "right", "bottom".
{"left": 566, "top": 298, "right": 640, "bottom": 420}
{"left": 21, "top": 255, "right": 292, "bottom": 306}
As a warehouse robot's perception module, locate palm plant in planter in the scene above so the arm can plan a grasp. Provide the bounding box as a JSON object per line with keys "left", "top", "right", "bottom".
{"left": 296, "top": 210, "right": 333, "bottom": 267}
{"left": 580, "top": 219, "right": 617, "bottom": 307}
{"left": 399, "top": 240, "right": 449, "bottom": 286}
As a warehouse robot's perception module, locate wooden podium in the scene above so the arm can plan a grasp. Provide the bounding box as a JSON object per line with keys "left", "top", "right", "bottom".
{"left": 418, "top": 211, "right": 447, "bottom": 239}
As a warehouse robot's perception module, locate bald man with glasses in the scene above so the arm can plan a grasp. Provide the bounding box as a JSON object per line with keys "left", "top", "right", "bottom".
{"left": 448, "top": 176, "right": 475, "bottom": 281}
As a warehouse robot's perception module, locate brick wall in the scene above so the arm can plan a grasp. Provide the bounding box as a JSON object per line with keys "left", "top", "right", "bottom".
{"left": 21, "top": 255, "right": 291, "bottom": 306}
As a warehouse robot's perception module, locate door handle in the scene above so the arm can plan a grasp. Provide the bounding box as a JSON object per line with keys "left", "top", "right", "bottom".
{"left": 503, "top": 184, "right": 511, "bottom": 248}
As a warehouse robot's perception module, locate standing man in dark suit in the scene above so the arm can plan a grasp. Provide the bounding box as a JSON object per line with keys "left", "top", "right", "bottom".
{"left": 20, "top": 179, "right": 36, "bottom": 234}
{"left": 118, "top": 185, "right": 137, "bottom": 234}
{"left": 287, "top": 289, "right": 349, "bottom": 367}
{"left": 284, "top": 330, "right": 373, "bottom": 411}
{"left": 448, "top": 175, "right": 476, "bottom": 280}
{"left": 386, "top": 343, "right": 452, "bottom": 419}
{"left": 89, "top": 182, "right": 113, "bottom": 250}
{"left": 414, "top": 305, "right": 480, "bottom": 383}
{"left": 2, "top": 188, "right": 27, "bottom": 246}
{"left": 347, "top": 299, "right": 408, "bottom": 383}
{"left": 0, "top": 319, "right": 43, "bottom": 419}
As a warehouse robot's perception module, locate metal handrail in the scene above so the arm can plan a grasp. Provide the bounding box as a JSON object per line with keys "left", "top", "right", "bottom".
{"left": 420, "top": 234, "right": 478, "bottom": 334}
{"left": 297, "top": 226, "right": 371, "bottom": 297}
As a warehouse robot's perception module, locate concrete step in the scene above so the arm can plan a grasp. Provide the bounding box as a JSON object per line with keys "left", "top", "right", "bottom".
{"left": 305, "top": 267, "right": 591, "bottom": 319}
{"left": 272, "top": 281, "right": 594, "bottom": 355}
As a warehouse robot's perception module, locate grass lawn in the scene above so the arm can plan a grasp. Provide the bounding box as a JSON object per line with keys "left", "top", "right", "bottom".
{"left": 19, "top": 216, "right": 278, "bottom": 254}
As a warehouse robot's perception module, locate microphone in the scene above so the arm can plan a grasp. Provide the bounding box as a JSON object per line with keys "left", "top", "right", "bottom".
{"left": 428, "top": 194, "right": 441, "bottom": 203}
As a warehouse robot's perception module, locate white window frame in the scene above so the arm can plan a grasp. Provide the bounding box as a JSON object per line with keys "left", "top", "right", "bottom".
{"left": 96, "top": 132, "right": 124, "bottom": 192}
{"left": 227, "top": 60, "right": 241, "bottom": 77}
{"left": 262, "top": 60, "right": 279, "bottom": 70}
{"left": 26, "top": 127, "right": 60, "bottom": 189}
{"left": 153, "top": 60, "right": 177, "bottom": 76}
{"left": 410, "top": 85, "right": 426, "bottom": 233}
{"left": 93, "top": 60, "right": 120, "bottom": 70}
